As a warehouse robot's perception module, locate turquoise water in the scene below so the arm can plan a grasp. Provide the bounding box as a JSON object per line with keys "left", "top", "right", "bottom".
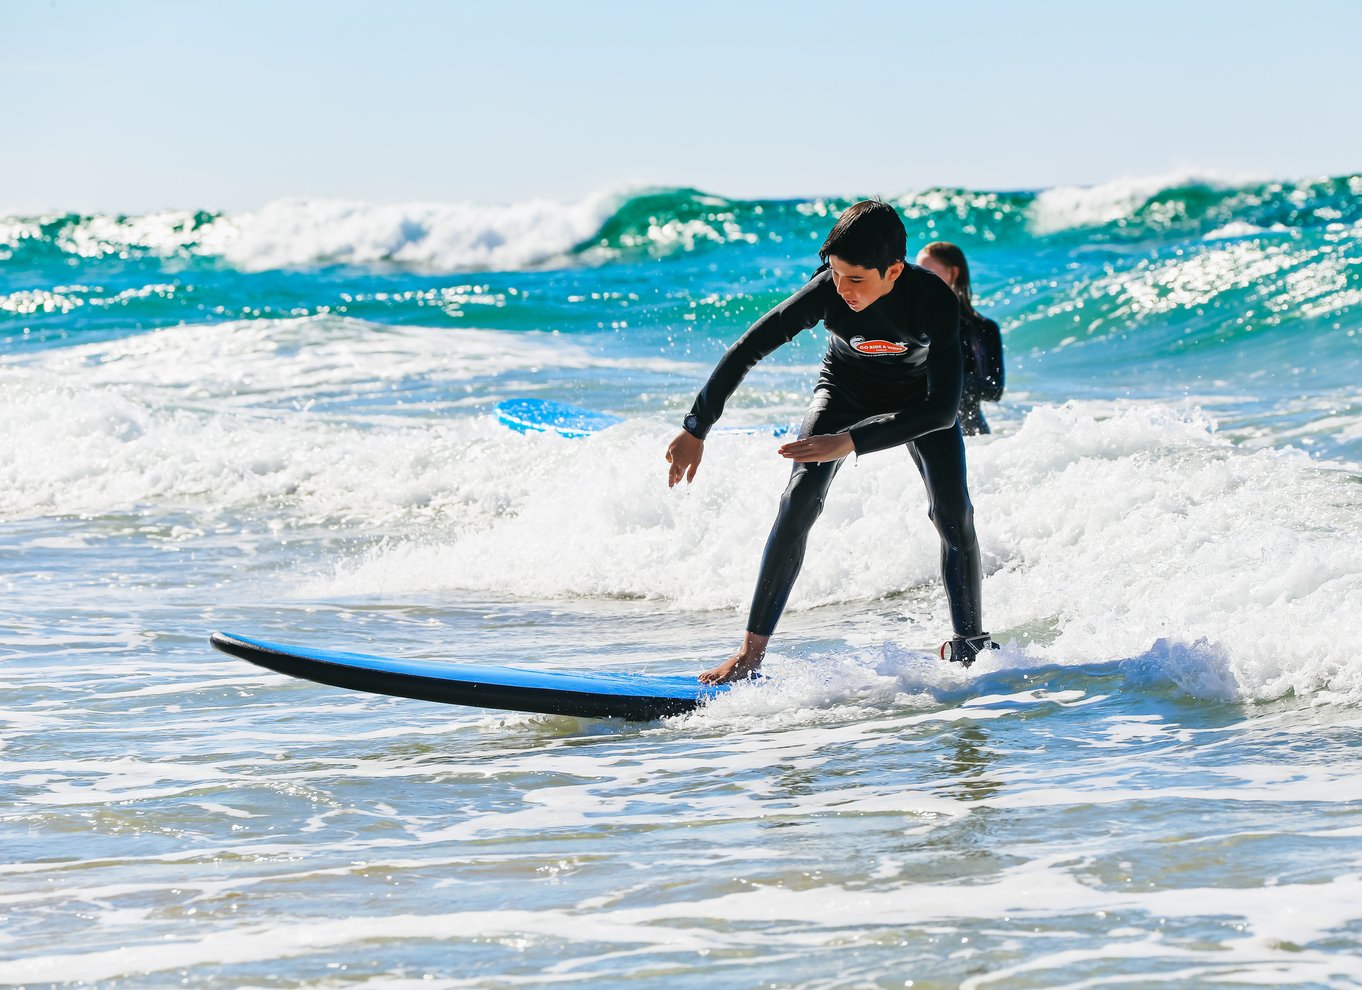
{"left": 3, "top": 174, "right": 1362, "bottom": 987}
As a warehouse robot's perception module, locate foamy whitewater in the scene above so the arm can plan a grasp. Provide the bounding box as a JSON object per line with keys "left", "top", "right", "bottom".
{"left": 3, "top": 174, "right": 1361, "bottom": 988}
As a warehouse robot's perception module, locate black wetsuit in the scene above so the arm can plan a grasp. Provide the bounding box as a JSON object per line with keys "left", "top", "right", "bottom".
{"left": 959, "top": 309, "right": 1004, "bottom": 436}
{"left": 682, "top": 264, "right": 983, "bottom": 639}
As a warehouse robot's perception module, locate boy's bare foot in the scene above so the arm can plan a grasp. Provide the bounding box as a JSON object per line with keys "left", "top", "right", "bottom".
{"left": 699, "top": 632, "right": 769, "bottom": 685}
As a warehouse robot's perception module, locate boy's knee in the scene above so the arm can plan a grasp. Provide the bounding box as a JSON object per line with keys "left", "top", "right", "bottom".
{"left": 927, "top": 500, "right": 975, "bottom": 549}
{"left": 778, "top": 485, "right": 827, "bottom": 532}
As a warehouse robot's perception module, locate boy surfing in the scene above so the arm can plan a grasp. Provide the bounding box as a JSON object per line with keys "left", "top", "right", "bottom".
{"left": 664, "top": 200, "right": 995, "bottom": 684}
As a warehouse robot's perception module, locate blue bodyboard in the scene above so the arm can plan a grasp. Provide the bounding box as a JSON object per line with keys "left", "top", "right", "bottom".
{"left": 210, "top": 631, "right": 727, "bottom": 721}
{"left": 495, "top": 397, "right": 795, "bottom": 439}
{"left": 495, "top": 398, "right": 624, "bottom": 438}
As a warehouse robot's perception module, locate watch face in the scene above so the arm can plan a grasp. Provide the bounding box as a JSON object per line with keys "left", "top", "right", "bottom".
{"left": 684, "top": 414, "right": 699, "bottom": 432}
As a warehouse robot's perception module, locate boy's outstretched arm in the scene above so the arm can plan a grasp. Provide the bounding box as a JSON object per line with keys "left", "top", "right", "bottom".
{"left": 679, "top": 278, "right": 826, "bottom": 443}
{"left": 664, "top": 274, "right": 824, "bottom": 487}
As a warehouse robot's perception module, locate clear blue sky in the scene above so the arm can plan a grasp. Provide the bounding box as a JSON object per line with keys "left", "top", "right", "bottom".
{"left": 4, "top": 0, "right": 1360, "bottom": 213}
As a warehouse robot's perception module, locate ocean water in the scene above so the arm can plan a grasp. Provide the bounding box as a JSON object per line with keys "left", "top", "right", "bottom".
{"left": 2, "top": 173, "right": 1361, "bottom": 988}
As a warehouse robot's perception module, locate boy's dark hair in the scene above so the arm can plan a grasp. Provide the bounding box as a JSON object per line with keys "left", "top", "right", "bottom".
{"left": 819, "top": 199, "right": 907, "bottom": 275}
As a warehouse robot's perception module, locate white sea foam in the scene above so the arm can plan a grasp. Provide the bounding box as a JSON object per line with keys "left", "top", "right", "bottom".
{"left": 199, "top": 192, "right": 621, "bottom": 271}
{"left": 0, "top": 316, "right": 687, "bottom": 522}
{"left": 4, "top": 189, "right": 625, "bottom": 271}
{"left": 306, "top": 400, "right": 1360, "bottom": 702}
{"left": 1203, "top": 220, "right": 1291, "bottom": 241}
{"left": 4, "top": 864, "right": 1360, "bottom": 986}
{"left": 1027, "top": 170, "right": 1260, "bottom": 235}
{"left": 4, "top": 318, "right": 1360, "bottom": 706}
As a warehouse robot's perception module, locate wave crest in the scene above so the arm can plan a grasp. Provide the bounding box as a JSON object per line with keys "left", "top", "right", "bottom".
{"left": 4, "top": 173, "right": 1360, "bottom": 273}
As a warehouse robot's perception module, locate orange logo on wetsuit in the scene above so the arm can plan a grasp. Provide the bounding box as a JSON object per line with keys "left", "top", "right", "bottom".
{"left": 849, "top": 336, "right": 908, "bottom": 355}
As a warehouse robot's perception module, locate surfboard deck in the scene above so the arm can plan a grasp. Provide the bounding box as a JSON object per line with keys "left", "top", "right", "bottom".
{"left": 210, "top": 631, "right": 728, "bottom": 721}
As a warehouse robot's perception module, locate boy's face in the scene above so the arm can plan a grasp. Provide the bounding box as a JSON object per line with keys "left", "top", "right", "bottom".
{"left": 828, "top": 255, "right": 904, "bottom": 312}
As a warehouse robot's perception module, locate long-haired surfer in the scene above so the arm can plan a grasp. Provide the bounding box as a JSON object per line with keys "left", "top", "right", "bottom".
{"left": 916, "top": 241, "right": 1005, "bottom": 436}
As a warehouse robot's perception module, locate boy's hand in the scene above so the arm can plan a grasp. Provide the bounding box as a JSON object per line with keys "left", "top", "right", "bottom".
{"left": 778, "top": 433, "right": 854, "bottom": 463}
{"left": 666, "top": 430, "right": 704, "bottom": 487}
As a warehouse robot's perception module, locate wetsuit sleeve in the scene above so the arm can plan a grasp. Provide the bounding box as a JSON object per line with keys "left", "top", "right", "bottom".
{"left": 847, "top": 282, "right": 962, "bottom": 455}
{"left": 683, "top": 276, "right": 826, "bottom": 439}
{"left": 979, "top": 318, "right": 1004, "bottom": 402}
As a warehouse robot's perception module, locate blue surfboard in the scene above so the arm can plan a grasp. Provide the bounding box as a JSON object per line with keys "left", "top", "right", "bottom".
{"left": 210, "top": 631, "right": 728, "bottom": 721}
{"left": 495, "top": 397, "right": 796, "bottom": 439}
